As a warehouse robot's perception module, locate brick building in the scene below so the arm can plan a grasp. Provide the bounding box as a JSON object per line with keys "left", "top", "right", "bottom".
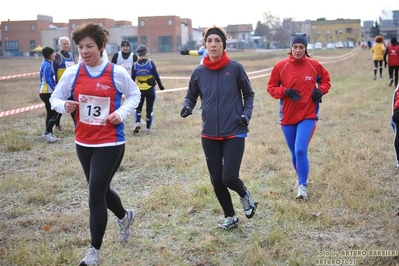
{"left": 0, "top": 15, "right": 256, "bottom": 57}
{"left": 137, "top": 16, "right": 192, "bottom": 53}
{"left": 0, "top": 15, "right": 198, "bottom": 56}
{"left": 1, "top": 15, "right": 55, "bottom": 56}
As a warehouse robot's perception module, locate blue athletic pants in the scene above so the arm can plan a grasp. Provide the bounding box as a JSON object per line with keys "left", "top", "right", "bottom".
{"left": 281, "top": 119, "right": 316, "bottom": 186}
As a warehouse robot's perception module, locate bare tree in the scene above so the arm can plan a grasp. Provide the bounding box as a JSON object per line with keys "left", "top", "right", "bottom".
{"left": 258, "top": 11, "right": 282, "bottom": 45}
{"left": 278, "top": 18, "right": 301, "bottom": 48}
{"left": 254, "top": 12, "right": 299, "bottom": 49}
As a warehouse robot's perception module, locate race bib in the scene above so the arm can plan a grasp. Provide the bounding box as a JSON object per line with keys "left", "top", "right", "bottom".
{"left": 65, "top": 61, "right": 75, "bottom": 68}
{"left": 78, "top": 94, "right": 110, "bottom": 126}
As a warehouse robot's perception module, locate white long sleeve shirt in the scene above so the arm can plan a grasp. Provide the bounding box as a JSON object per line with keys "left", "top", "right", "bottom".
{"left": 50, "top": 60, "right": 141, "bottom": 122}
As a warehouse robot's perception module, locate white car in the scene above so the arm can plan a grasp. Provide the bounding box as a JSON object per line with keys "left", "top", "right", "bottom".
{"left": 314, "top": 42, "right": 323, "bottom": 49}
{"left": 307, "top": 43, "right": 314, "bottom": 50}
{"left": 347, "top": 41, "right": 355, "bottom": 48}
{"left": 336, "top": 41, "right": 344, "bottom": 48}
{"left": 326, "top": 43, "right": 335, "bottom": 49}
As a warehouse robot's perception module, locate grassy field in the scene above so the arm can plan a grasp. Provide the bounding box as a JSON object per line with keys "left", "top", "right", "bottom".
{"left": 0, "top": 48, "right": 398, "bottom": 266}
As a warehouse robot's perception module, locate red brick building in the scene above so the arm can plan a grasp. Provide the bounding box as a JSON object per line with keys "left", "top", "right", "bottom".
{"left": 137, "top": 16, "right": 193, "bottom": 53}
{"left": 0, "top": 15, "right": 195, "bottom": 56}
{"left": 1, "top": 15, "right": 54, "bottom": 56}
{"left": 0, "top": 15, "right": 256, "bottom": 56}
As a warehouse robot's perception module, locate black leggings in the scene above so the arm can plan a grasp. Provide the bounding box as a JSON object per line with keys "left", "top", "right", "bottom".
{"left": 374, "top": 60, "right": 383, "bottom": 77}
{"left": 389, "top": 66, "right": 399, "bottom": 87}
{"left": 201, "top": 137, "right": 247, "bottom": 218}
{"left": 76, "top": 144, "right": 127, "bottom": 250}
{"left": 135, "top": 88, "right": 156, "bottom": 129}
{"left": 39, "top": 93, "right": 59, "bottom": 134}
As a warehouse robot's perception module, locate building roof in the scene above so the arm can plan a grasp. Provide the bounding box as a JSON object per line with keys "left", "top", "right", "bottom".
{"left": 226, "top": 24, "right": 253, "bottom": 33}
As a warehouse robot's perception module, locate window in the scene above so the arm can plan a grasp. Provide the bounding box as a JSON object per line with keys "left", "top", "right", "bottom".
{"left": 141, "top": 36, "right": 147, "bottom": 45}
{"left": 30, "top": 24, "right": 35, "bottom": 31}
{"left": 326, "top": 30, "right": 330, "bottom": 35}
{"left": 140, "top": 21, "right": 145, "bottom": 27}
{"left": 4, "top": 25, "right": 8, "bottom": 31}
{"left": 168, "top": 20, "right": 172, "bottom": 26}
{"left": 5, "top": 41, "right": 19, "bottom": 51}
{"left": 72, "top": 23, "right": 76, "bottom": 29}
{"left": 30, "top": 40, "right": 36, "bottom": 48}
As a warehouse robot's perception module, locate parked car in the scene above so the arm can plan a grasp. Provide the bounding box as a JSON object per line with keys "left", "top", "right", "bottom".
{"left": 307, "top": 43, "right": 314, "bottom": 50}
{"left": 314, "top": 42, "right": 323, "bottom": 49}
{"left": 336, "top": 41, "right": 344, "bottom": 48}
{"left": 326, "top": 43, "right": 336, "bottom": 49}
{"left": 347, "top": 41, "right": 355, "bottom": 48}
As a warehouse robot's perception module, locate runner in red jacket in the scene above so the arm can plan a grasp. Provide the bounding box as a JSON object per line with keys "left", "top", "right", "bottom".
{"left": 267, "top": 33, "right": 331, "bottom": 201}
{"left": 384, "top": 37, "right": 399, "bottom": 87}
{"left": 391, "top": 85, "right": 399, "bottom": 171}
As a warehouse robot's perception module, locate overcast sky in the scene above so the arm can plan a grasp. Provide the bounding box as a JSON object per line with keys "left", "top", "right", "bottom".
{"left": 1, "top": 0, "right": 398, "bottom": 28}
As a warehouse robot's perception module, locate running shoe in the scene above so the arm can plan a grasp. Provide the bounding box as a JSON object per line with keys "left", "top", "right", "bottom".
{"left": 49, "top": 133, "right": 61, "bottom": 141}
{"left": 240, "top": 187, "right": 256, "bottom": 218}
{"left": 296, "top": 184, "right": 308, "bottom": 201}
{"left": 133, "top": 122, "right": 141, "bottom": 134}
{"left": 218, "top": 216, "right": 239, "bottom": 230}
{"left": 79, "top": 247, "right": 100, "bottom": 266}
{"left": 41, "top": 133, "right": 56, "bottom": 143}
{"left": 118, "top": 209, "right": 135, "bottom": 242}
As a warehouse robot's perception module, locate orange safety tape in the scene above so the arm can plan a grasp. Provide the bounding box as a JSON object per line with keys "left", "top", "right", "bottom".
{"left": 0, "top": 69, "right": 273, "bottom": 117}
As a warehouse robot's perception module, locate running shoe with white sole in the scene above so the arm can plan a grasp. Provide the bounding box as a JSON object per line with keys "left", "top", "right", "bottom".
{"left": 118, "top": 209, "right": 135, "bottom": 242}
{"left": 296, "top": 184, "right": 308, "bottom": 201}
{"left": 218, "top": 216, "right": 239, "bottom": 230}
{"left": 240, "top": 187, "right": 256, "bottom": 218}
{"left": 49, "top": 133, "right": 61, "bottom": 141}
{"left": 41, "top": 133, "right": 57, "bottom": 143}
{"left": 79, "top": 247, "right": 100, "bottom": 266}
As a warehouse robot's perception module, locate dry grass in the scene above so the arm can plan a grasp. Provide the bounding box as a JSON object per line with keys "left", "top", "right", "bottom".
{"left": 0, "top": 49, "right": 398, "bottom": 266}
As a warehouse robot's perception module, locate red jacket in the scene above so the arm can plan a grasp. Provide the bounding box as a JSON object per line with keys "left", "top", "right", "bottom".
{"left": 393, "top": 87, "right": 399, "bottom": 112}
{"left": 267, "top": 55, "right": 331, "bottom": 125}
{"left": 385, "top": 44, "right": 399, "bottom": 67}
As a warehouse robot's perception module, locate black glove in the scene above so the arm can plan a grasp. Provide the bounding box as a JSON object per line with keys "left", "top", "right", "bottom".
{"left": 311, "top": 90, "right": 323, "bottom": 103}
{"left": 180, "top": 106, "right": 192, "bottom": 118}
{"left": 393, "top": 110, "right": 399, "bottom": 124}
{"left": 180, "top": 49, "right": 189, "bottom": 55}
{"left": 284, "top": 89, "right": 301, "bottom": 102}
{"left": 384, "top": 62, "right": 387, "bottom": 68}
{"left": 159, "top": 85, "right": 165, "bottom": 91}
{"left": 239, "top": 115, "right": 249, "bottom": 127}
